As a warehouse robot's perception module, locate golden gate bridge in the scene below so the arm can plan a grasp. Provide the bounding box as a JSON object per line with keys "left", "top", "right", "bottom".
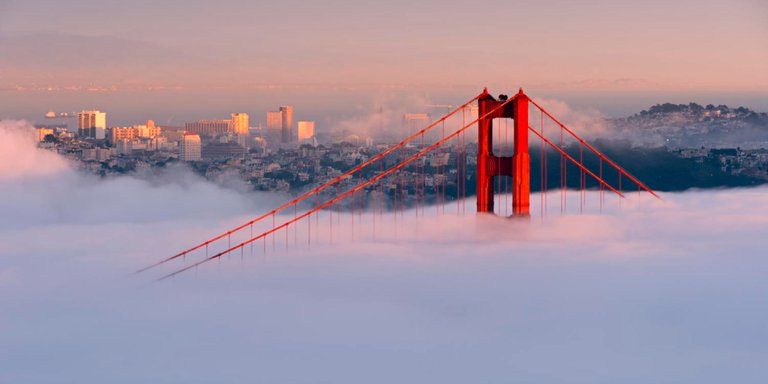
{"left": 137, "top": 89, "right": 659, "bottom": 280}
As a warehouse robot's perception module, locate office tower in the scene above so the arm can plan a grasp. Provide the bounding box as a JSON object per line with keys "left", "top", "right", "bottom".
{"left": 279, "top": 106, "right": 293, "bottom": 143}
{"left": 266, "top": 106, "right": 295, "bottom": 145}
{"left": 77, "top": 110, "right": 107, "bottom": 139}
{"left": 180, "top": 133, "right": 202, "bottom": 161}
{"left": 297, "top": 121, "right": 315, "bottom": 144}
{"left": 266, "top": 111, "right": 281, "bottom": 129}
{"left": 266, "top": 111, "right": 282, "bottom": 145}
{"left": 230, "top": 113, "right": 249, "bottom": 135}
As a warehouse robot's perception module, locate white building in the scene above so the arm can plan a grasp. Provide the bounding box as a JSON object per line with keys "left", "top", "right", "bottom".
{"left": 147, "top": 136, "right": 169, "bottom": 151}
{"left": 115, "top": 139, "right": 132, "bottom": 155}
{"left": 81, "top": 147, "right": 115, "bottom": 162}
{"left": 180, "top": 133, "right": 201, "bottom": 161}
{"left": 297, "top": 121, "right": 315, "bottom": 144}
{"left": 77, "top": 110, "right": 107, "bottom": 140}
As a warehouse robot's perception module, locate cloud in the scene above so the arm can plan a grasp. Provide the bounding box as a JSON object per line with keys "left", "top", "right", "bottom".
{"left": 327, "top": 92, "right": 439, "bottom": 143}
{"left": 0, "top": 120, "right": 70, "bottom": 180}
{"left": 0, "top": 120, "right": 279, "bottom": 232}
{"left": 531, "top": 98, "right": 610, "bottom": 140}
{"left": 2, "top": 120, "right": 768, "bottom": 383}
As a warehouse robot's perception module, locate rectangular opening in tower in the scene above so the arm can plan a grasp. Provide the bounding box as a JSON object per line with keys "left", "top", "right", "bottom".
{"left": 492, "top": 118, "right": 515, "bottom": 158}
{"left": 492, "top": 175, "right": 514, "bottom": 216}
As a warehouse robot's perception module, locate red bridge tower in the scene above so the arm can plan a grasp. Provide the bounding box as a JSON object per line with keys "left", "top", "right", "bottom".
{"left": 477, "top": 88, "right": 530, "bottom": 216}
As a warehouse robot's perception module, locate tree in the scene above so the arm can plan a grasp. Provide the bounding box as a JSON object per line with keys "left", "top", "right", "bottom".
{"left": 688, "top": 103, "right": 704, "bottom": 113}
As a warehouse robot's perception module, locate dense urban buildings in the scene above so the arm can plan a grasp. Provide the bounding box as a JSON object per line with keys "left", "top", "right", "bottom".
{"left": 33, "top": 101, "right": 768, "bottom": 200}
{"left": 107, "top": 120, "right": 162, "bottom": 147}
{"left": 48, "top": 106, "right": 315, "bottom": 170}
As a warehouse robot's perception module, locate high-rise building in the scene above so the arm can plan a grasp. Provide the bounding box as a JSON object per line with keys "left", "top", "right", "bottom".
{"left": 266, "top": 111, "right": 283, "bottom": 145}
{"left": 297, "top": 121, "right": 315, "bottom": 144}
{"left": 180, "top": 133, "right": 201, "bottom": 161}
{"left": 78, "top": 110, "right": 106, "bottom": 139}
{"left": 266, "top": 106, "right": 294, "bottom": 145}
{"left": 231, "top": 113, "right": 249, "bottom": 135}
{"left": 279, "top": 106, "right": 293, "bottom": 143}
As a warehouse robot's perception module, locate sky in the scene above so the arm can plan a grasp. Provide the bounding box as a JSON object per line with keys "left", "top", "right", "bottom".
{"left": 1, "top": 0, "right": 767, "bottom": 125}
{"left": 2, "top": 119, "right": 768, "bottom": 382}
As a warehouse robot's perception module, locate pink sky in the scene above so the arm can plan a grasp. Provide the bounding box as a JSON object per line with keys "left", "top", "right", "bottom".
{"left": 1, "top": 0, "right": 767, "bottom": 123}
{"left": 2, "top": 0, "right": 766, "bottom": 91}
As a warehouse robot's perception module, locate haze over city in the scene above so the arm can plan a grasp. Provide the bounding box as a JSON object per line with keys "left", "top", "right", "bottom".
{"left": 2, "top": 0, "right": 768, "bottom": 124}
{"left": 2, "top": 1, "right": 768, "bottom": 383}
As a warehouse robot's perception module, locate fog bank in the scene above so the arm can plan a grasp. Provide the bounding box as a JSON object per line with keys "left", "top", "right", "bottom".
{"left": 2, "top": 120, "right": 768, "bottom": 383}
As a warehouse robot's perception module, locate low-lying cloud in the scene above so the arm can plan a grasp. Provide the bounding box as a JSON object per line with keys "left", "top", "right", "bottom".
{"left": 0, "top": 120, "right": 279, "bottom": 231}
{"left": 2, "top": 120, "right": 768, "bottom": 383}
{"left": 532, "top": 97, "right": 610, "bottom": 140}
{"left": 328, "top": 92, "right": 436, "bottom": 143}
{"left": 0, "top": 120, "right": 71, "bottom": 180}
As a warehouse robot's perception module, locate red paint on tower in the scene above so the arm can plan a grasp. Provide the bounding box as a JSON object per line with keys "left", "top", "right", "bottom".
{"left": 477, "top": 89, "right": 530, "bottom": 216}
